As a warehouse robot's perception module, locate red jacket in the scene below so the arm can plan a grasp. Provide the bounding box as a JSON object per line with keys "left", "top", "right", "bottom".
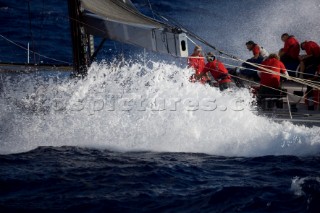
{"left": 188, "top": 53, "right": 209, "bottom": 83}
{"left": 259, "top": 58, "right": 287, "bottom": 88}
{"left": 188, "top": 53, "right": 205, "bottom": 75}
{"left": 202, "top": 60, "right": 231, "bottom": 84}
{"left": 303, "top": 41, "right": 320, "bottom": 58}
{"left": 252, "top": 44, "right": 260, "bottom": 57}
{"left": 283, "top": 36, "right": 300, "bottom": 60}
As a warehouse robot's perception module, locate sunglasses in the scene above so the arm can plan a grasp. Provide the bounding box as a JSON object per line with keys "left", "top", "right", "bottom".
{"left": 206, "top": 56, "right": 215, "bottom": 61}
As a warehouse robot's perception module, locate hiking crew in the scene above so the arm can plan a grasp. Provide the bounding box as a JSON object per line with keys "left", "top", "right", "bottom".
{"left": 258, "top": 54, "right": 288, "bottom": 89}
{"left": 257, "top": 54, "right": 288, "bottom": 108}
{"left": 299, "top": 41, "right": 320, "bottom": 76}
{"left": 279, "top": 33, "right": 300, "bottom": 75}
{"left": 188, "top": 46, "right": 210, "bottom": 84}
{"left": 241, "top": 41, "right": 269, "bottom": 80}
{"left": 197, "top": 52, "right": 232, "bottom": 91}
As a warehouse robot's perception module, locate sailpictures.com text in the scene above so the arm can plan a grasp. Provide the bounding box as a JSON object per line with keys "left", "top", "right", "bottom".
{"left": 50, "top": 93, "right": 254, "bottom": 115}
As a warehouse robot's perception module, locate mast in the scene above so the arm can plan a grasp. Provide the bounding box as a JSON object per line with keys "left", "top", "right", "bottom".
{"left": 67, "top": 0, "right": 90, "bottom": 76}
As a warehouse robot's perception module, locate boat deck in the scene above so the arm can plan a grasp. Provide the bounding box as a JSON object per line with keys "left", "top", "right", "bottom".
{"left": 254, "top": 81, "right": 320, "bottom": 126}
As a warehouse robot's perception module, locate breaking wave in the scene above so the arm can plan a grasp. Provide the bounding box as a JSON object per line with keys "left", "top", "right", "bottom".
{"left": 0, "top": 60, "right": 320, "bottom": 155}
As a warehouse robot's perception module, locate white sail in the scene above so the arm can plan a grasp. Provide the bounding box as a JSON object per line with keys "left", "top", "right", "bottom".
{"left": 80, "top": 0, "right": 188, "bottom": 57}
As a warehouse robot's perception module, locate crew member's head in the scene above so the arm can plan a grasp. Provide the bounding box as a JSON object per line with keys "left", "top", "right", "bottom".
{"left": 206, "top": 52, "right": 216, "bottom": 62}
{"left": 281, "top": 33, "right": 290, "bottom": 42}
{"left": 193, "top": 46, "right": 202, "bottom": 56}
{"left": 300, "top": 41, "right": 307, "bottom": 50}
{"left": 245, "top": 41, "right": 256, "bottom": 51}
{"left": 268, "top": 53, "right": 280, "bottom": 60}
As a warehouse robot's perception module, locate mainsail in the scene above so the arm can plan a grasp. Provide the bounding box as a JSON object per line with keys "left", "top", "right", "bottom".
{"left": 81, "top": 0, "right": 188, "bottom": 57}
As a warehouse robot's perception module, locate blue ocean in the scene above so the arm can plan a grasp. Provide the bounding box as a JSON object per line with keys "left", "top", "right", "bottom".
{"left": 1, "top": 0, "right": 320, "bottom": 212}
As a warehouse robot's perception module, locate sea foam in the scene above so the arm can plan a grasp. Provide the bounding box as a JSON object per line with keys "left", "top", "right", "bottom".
{"left": 0, "top": 60, "right": 319, "bottom": 156}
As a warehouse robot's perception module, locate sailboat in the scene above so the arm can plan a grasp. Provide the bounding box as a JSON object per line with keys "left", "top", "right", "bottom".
{"left": 0, "top": 0, "right": 319, "bottom": 126}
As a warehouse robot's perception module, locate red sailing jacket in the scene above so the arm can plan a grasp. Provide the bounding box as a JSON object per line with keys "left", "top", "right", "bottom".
{"left": 259, "top": 58, "right": 287, "bottom": 88}
{"left": 188, "top": 53, "right": 205, "bottom": 75}
{"left": 188, "top": 53, "right": 209, "bottom": 83}
{"left": 303, "top": 41, "right": 320, "bottom": 58}
{"left": 283, "top": 36, "right": 300, "bottom": 60}
{"left": 252, "top": 44, "right": 260, "bottom": 57}
{"left": 202, "top": 60, "right": 231, "bottom": 84}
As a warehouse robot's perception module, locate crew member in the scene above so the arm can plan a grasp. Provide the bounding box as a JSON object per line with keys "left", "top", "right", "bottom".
{"left": 246, "top": 40, "right": 269, "bottom": 60}
{"left": 279, "top": 33, "right": 300, "bottom": 75}
{"left": 197, "top": 52, "right": 231, "bottom": 91}
{"left": 241, "top": 41, "right": 269, "bottom": 80}
{"left": 257, "top": 53, "right": 288, "bottom": 106}
{"left": 300, "top": 41, "right": 320, "bottom": 110}
{"left": 188, "top": 46, "right": 209, "bottom": 84}
{"left": 299, "top": 41, "right": 320, "bottom": 75}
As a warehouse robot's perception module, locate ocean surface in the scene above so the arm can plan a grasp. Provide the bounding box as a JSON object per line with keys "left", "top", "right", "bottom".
{"left": 1, "top": 0, "right": 320, "bottom": 212}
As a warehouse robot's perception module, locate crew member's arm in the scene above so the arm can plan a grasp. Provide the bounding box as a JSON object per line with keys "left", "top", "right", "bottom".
{"left": 299, "top": 54, "right": 313, "bottom": 61}
{"left": 196, "top": 69, "right": 208, "bottom": 80}
{"left": 279, "top": 48, "right": 285, "bottom": 57}
{"left": 299, "top": 45, "right": 313, "bottom": 61}
{"left": 280, "top": 63, "right": 290, "bottom": 80}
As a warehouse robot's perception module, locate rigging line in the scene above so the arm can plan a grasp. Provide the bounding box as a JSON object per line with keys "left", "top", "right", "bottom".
{"left": 186, "top": 36, "right": 198, "bottom": 46}
{"left": 0, "top": 34, "right": 71, "bottom": 64}
{"left": 241, "top": 60, "right": 320, "bottom": 90}
{"left": 154, "top": 11, "right": 245, "bottom": 60}
{"left": 217, "top": 54, "right": 320, "bottom": 79}
{"left": 203, "top": 48, "right": 320, "bottom": 82}
{"left": 27, "top": 0, "right": 36, "bottom": 64}
{"left": 201, "top": 62, "right": 319, "bottom": 105}
{"left": 186, "top": 54, "right": 320, "bottom": 85}
{"left": 222, "top": 63, "right": 319, "bottom": 106}
{"left": 186, "top": 50, "right": 320, "bottom": 88}
{"left": 205, "top": 47, "right": 320, "bottom": 89}
{"left": 221, "top": 49, "right": 320, "bottom": 89}
{"left": 222, "top": 61, "right": 320, "bottom": 88}
{"left": 202, "top": 59, "right": 310, "bottom": 103}
{"left": 222, "top": 54, "right": 319, "bottom": 88}
{"left": 146, "top": 0, "right": 156, "bottom": 19}
{"left": 109, "top": 0, "right": 170, "bottom": 28}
